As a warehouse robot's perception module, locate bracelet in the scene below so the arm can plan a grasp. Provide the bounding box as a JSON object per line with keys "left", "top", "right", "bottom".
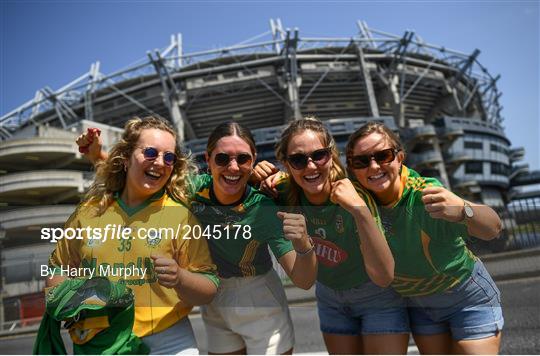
{"left": 295, "top": 237, "right": 315, "bottom": 256}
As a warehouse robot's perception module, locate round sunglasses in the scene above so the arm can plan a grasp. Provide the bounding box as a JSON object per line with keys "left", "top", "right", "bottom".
{"left": 350, "top": 148, "right": 399, "bottom": 169}
{"left": 286, "top": 148, "right": 332, "bottom": 170}
{"left": 214, "top": 152, "right": 253, "bottom": 167}
{"left": 139, "top": 146, "right": 177, "bottom": 166}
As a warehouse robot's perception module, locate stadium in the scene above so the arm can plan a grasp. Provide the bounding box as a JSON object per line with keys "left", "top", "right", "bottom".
{"left": 0, "top": 19, "right": 538, "bottom": 329}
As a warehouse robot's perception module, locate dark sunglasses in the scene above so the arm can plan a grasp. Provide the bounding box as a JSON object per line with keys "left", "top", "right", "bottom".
{"left": 140, "top": 147, "right": 177, "bottom": 166}
{"left": 350, "top": 148, "right": 399, "bottom": 169}
{"left": 214, "top": 152, "right": 253, "bottom": 167}
{"left": 287, "top": 148, "right": 332, "bottom": 170}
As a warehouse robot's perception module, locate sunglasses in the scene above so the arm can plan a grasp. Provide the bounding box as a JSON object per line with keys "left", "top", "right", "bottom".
{"left": 140, "top": 147, "right": 177, "bottom": 166}
{"left": 287, "top": 148, "right": 332, "bottom": 170}
{"left": 350, "top": 148, "right": 399, "bottom": 169}
{"left": 214, "top": 152, "right": 253, "bottom": 167}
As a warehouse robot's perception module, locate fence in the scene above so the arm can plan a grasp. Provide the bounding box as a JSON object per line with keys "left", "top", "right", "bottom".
{"left": 468, "top": 197, "right": 540, "bottom": 256}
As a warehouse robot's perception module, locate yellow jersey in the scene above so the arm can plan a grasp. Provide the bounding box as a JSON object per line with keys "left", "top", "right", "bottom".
{"left": 48, "top": 190, "right": 217, "bottom": 337}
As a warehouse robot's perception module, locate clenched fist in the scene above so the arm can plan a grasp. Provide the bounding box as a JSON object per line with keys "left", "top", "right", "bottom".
{"left": 330, "top": 178, "right": 367, "bottom": 214}
{"left": 151, "top": 253, "right": 185, "bottom": 288}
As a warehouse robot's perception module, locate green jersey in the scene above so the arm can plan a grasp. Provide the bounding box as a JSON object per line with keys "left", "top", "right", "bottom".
{"left": 189, "top": 174, "right": 293, "bottom": 278}
{"left": 382, "top": 166, "right": 477, "bottom": 296}
{"left": 275, "top": 175, "right": 383, "bottom": 290}
{"left": 34, "top": 277, "right": 148, "bottom": 355}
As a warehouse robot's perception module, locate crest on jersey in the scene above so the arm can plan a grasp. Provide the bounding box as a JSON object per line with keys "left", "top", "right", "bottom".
{"left": 146, "top": 230, "right": 162, "bottom": 248}
{"left": 86, "top": 236, "right": 103, "bottom": 247}
{"left": 335, "top": 214, "right": 344, "bottom": 234}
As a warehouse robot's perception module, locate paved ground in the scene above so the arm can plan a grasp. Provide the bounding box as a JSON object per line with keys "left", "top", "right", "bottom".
{"left": 1, "top": 276, "right": 538, "bottom": 354}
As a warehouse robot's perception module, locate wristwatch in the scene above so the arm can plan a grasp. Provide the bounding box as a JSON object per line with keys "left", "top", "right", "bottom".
{"left": 460, "top": 200, "right": 474, "bottom": 223}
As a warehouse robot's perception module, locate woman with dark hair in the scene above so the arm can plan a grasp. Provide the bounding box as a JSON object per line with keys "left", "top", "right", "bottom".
{"left": 190, "top": 121, "right": 317, "bottom": 355}
{"left": 50, "top": 116, "right": 218, "bottom": 354}
{"left": 77, "top": 121, "right": 317, "bottom": 355}
{"left": 254, "top": 117, "right": 409, "bottom": 354}
{"left": 344, "top": 121, "right": 503, "bottom": 354}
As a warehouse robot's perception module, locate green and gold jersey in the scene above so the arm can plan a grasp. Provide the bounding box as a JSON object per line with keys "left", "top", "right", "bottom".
{"left": 189, "top": 174, "right": 293, "bottom": 278}
{"left": 381, "top": 166, "right": 477, "bottom": 297}
{"left": 48, "top": 190, "right": 218, "bottom": 337}
{"left": 274, "top": 175, "right": 383, "bottom": 290}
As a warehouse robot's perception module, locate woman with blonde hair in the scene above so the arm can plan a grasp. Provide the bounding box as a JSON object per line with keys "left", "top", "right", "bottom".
{"left": 49, "top": 116, "right": 218, "bottom": 354}
{"left": 255, "top": 117, "right": 410, "bottom": 354}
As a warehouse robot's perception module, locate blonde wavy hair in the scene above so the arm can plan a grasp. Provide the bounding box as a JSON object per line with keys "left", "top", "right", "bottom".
{"left": 275, "top": 117, "right": 346, "bottom": 208}
{"left": 82, "top": 116, "right": 196, "bottom": 216}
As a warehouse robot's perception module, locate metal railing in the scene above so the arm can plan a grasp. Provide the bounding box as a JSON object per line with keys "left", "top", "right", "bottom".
{"left": 468, "top": 198, "right": 540, "bottom": 255}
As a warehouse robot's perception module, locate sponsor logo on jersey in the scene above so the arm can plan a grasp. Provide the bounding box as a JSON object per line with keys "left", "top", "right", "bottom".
{"left": 312, "top": 235, "right": 348, "bottom": 267}
{"left": 310, "top": 217, "right": 327, "bottom": 225}
{"left": 335, "top": 214, "right": 344, "bottom": 234}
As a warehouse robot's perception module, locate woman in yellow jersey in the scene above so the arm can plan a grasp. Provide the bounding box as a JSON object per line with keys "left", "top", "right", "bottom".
{"left": 345, "top": 122, "right": 503, "bottom": 354}
{"left": 48, "top": 117, "right": 218, "bottom": 354}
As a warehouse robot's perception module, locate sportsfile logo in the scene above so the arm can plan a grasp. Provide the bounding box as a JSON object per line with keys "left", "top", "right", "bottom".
{"left": 40, "top": 224, "right": 253, "bottom": 243}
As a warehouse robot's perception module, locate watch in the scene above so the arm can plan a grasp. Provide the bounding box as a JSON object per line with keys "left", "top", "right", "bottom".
{"left": 461, "top": 200, "right": 474, "bottom": 223}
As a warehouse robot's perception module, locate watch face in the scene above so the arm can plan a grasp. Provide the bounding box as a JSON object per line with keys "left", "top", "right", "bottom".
{"left": 464, "top": 204, "right": 474, "bottom": 218}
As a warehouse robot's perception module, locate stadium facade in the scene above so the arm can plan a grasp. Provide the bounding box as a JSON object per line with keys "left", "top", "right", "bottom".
{"left": 0, "top": 19, "right": 538, "bottom": 329}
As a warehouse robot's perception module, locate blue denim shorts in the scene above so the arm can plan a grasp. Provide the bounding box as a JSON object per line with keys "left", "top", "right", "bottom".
{"left": 407, "top": 260, "right": 504, "bottom": 340}
{"left": 141, "top": 317, "right": 199, "bottom": 354}
{"left": 315, "top": 281, "right": 410, "bottom": 335}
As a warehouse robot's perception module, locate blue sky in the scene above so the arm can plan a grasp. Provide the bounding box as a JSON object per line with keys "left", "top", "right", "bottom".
{"left": 1, "top": 1, "right": 538, "bottom": 169}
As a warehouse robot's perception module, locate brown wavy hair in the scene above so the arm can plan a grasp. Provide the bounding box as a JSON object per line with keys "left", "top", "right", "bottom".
{"left": 82, "top": 116, "right": 196, "bottom": 216}
{"left": 275, "top": 117, "right": 346, "bottom": 207}
{"left": 345, "top": 121, "right": 405, "bottom": 175}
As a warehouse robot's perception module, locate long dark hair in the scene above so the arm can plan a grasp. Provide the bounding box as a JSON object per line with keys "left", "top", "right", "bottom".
{"left": 206, "top": 121, "right": 256, "bottom": 156}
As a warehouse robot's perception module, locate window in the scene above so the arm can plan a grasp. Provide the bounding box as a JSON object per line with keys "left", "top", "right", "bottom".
{"left": 223, "top": 72, "right": 238, "bottom": 79}
{"left": 491, "top": 162, "right": 509, "bottom": 175}
{"left": 490, "top": 144, "right": 507, "bottom": 155}
{"left": 465, "top": 162, "right": 483, "bottom": 174}
{"left": 464, "top": 141, "right": 483, "bottom": 149}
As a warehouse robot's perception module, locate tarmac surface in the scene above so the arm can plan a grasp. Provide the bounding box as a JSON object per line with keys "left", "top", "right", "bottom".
{"left": 1, "top": 248, "right": 539, "bottom": 354}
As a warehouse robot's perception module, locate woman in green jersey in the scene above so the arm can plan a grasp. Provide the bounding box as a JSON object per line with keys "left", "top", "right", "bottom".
{"left": 51, "top": 117, "right": 219, "bottom": 354}
{"left": 77, "top": 121, "right": 318, "bottom": 355}
{"left": 190, "top": 121, "right": 317, "bottom": 355}
{"left": 345, "top": 121, "right": 503, "bottom": 354}
{"left": 255, "top": 118, "right": 410, "bottom": 354}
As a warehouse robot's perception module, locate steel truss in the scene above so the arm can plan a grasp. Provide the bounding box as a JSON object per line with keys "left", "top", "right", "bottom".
{"left": 0, "top": 19, "right": 504, "bottom": 140}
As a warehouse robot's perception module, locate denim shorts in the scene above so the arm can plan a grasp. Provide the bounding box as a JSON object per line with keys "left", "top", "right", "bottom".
{"left": 315, "top": 281, "right": 410, "bottom": 335}
{"left": 407, "top": 260, "right": 504, "bottom": 340}
{"left": 141, "top": 317, "right": 199, "bottom": 354}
